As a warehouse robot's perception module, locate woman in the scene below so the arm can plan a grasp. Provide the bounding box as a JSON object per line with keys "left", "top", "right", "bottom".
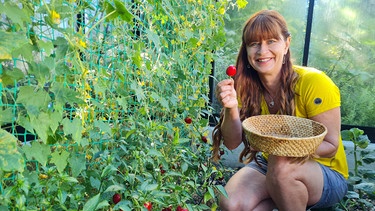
{"left": 212, "top": 10, "right": 348, "bottom": 210}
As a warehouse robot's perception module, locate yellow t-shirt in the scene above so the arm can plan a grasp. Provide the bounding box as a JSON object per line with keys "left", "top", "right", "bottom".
{"left": 259, "top": 65, "right": 348, "bottom": 179}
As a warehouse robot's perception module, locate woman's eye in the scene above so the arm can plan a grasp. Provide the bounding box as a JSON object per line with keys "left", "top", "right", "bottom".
{"left": 267, "top": 39, "right": 276, "bottom": 44}
{"left": 249, "top": 43, "right": 259, "bottom": 47}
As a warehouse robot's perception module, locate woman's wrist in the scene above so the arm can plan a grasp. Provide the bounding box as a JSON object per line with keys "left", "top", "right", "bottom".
{"left": 224, "top": 107, "right": 240, "bottom": 119}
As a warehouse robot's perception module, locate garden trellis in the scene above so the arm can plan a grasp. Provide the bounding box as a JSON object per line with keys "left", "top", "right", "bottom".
{"left": 0, "top": 0, "right": 242, "bottom": 209}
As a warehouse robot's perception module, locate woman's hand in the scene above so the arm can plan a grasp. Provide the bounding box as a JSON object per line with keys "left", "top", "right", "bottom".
{"left": 216, "top": 79, "right": 238, "bottom": 109}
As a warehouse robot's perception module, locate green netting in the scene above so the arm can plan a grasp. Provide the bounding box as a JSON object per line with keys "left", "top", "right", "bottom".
{"left": 0, "top": 0, "right": 233, "bottom": 209}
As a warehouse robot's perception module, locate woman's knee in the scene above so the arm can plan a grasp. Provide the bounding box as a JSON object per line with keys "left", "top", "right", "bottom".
{"left": 219, "top": 194, "right": 243, "bottom": 211}
{"left": 266, "top": 157, "right": 294, "bottom": 182}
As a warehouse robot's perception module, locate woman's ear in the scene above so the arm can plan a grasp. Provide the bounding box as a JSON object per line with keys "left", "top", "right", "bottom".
{"left": 284, "top": 36, "right": 291, "bottom": 54}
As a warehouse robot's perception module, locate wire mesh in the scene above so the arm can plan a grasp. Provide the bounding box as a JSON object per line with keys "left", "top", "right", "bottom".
{"left": 1, "top": 0, "right": 216, "bottom": 195}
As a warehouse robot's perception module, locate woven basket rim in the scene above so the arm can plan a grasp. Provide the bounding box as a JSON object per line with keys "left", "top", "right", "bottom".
{"left": 242, "top": 115, "right": 328, "bottom": 157}
{"left": 242, "top": 115, "right": 328, "bottom": 141}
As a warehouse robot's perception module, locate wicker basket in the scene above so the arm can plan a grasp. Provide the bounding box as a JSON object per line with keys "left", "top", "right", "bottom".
{"left": 242, "top": 115, "right": 327, "bottom": 157}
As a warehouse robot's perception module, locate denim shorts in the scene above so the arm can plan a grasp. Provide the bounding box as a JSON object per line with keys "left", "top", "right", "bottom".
{"left": 247, "top": 154, "right": 348, "bottom": 209}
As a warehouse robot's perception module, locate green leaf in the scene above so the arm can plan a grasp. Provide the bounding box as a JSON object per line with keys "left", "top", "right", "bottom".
{"left": 51, "top": 82, "right": 85, "bottom": 106}
{"left": 173, "top": 127, "right": 180, "bottom": 145}
{"left": 18, "top": 115, "right": 35, "bottom": 135}
{"left": 16, "top": 86, "right": 51, "bottom": 117}
{"left": 62, "top": 176, "right": 79, "bottom": 183}
{"left": 30, "top": 113, "right": 50, "bottom": 143}
{"left": 0, "top": 31, "right": 29, "bottom": 60}
{"left": 27, "top": 61, "right": 51, "bottom": 86}
{"left": 363, "top": 155, "right": 375, "bottom": 164}
{"left": 357, "top": 135, "right": 370, "bottom": 149}
{"left": 22, "top": 141, "right": 51, "bottom": 166}
{"left": 350, "top": 128, "right": 364, "bottom": 139}
{"left": 116, "top": 96, "right": 128, "bottom": 110}
{"left": 148, "top": 148, "right": 163, "bottom": 157}
{"left": 130, "top": 81, "right": 145, "bottom": 102}
{"left": 0, "top": 2, "right": 32, "bottom": 26}
{"left": 204, "top": 191, "right": 212, "bottom": 203}
{"left": 131, "top": 48, "right": 142, "bottom": 68}
{"left": 1, "top": 68, "right": 25, "bottom": 87}
{"left": 140, "top": 182, "right": 158, "bottom": 191}
{"left": 345, "top": 190, "right": 359, "bottom": 199}
{"left": 96, "top": 200, "right": 110, "bottom": 210}
{"left": 0, "top": 128, "right": 24, "bottom": 172}
{"left": 62, "top": 118, "right": 83, "bottom": 144}
{"left": 340, "top": 130, "right": 353, "bottom": 141}
{"left": 83, "top": 193, "right": 100, "bottom": 211}
{"left": 145, "top": 29, "right": 161, "bottom": 50}
{"left": 114, "top": 0, "right": 133, "bottom": 22}
{"left": 0, "top": 107, "right": 13, "bottom": 124}
{"left": 215, "top": 185, "right": 228, "bottom": 198}
{"left": 116, "top": 201, "right": 132, "bottom": 211}
{"left": 104, "top": 1, "right": 117, "bottom": 21}
{"left": 104, "top": 185, "right": 125, "bottom": 193}
{"left": 101, "top": 165, "right": 117, "bottom": 178}
{"left": 354, "top": 182, "right": 375, "bottom": 193}
{"left": 94, "top": 120, "right": 111, "bottom": 135}
{"left": 53, "top": 37, "right": 69, "bottom": 60}
{"left": 38, "top": 40, "right": 54, "bottom": 55}
{"left": 50, "top": 150, "right": 70, "bottom": 173}
{"left": 29, "top": 111, "right": 61, "bottom": 143}
{"left": 90, "top": 176, "right": 101, "bottom": 190}
{"left": 68, "top": 153, "right": 86, "bottom": 177}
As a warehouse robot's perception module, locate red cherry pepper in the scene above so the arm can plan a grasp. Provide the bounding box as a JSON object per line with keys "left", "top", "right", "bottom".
{"left": 226, "top": 65, "right": 237, "bottom": 77}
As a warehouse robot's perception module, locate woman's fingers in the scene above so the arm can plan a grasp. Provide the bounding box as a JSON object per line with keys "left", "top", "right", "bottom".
{"left": 216, "top": 79, "right": 238, "bottom": 108}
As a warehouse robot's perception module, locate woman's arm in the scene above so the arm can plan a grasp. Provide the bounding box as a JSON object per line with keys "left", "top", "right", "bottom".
{"left": 216, "top": 79, "right": 243, "bottom": 150}
{"left": 310, "top": 107, "right": 341, "bottom": 158}
{"left": 221, "top": 107, "right": 243, "bottom": 150}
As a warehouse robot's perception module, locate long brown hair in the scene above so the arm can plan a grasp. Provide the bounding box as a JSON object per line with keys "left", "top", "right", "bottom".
{"left": 212, "top": 10, "right": 299, "bottom": 163}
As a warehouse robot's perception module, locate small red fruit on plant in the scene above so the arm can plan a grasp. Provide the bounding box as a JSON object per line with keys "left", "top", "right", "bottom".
{"left": 112, "top": 193, "right": 121, "bottom": 204}
{"left": 201, "top": 136, "right": 208, "bottom": 143}
{"left": 162, "top": 206, "right": 172, "bottom": 211}
{"left": 144, "top": 202, "right": 152, "bottom": 211}
{"left": 176, "top": 206, "right": 188, "bottom": 211}
{"left": 159, "top": 165, "right": 166, "bottom": 174}
{"left": 220, "top": 149, "right": 225, "bottom": 155}
{"left": 184, "top": 117, "right": 192, "bottom": 124}
{"left": 226, "top": 65, "right": 237, "bottom": 77}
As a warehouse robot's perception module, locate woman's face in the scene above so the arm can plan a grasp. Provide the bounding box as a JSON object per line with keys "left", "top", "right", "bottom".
{"left": 246, "top": 35, "right": 290, "bottom": 76}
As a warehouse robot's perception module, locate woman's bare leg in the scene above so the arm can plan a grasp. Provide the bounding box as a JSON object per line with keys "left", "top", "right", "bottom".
{"left": 266, "top": 156, "right": 324, "bottom": 211}
{"left": 219, "top": 166, "right": 276, "bottom": 211}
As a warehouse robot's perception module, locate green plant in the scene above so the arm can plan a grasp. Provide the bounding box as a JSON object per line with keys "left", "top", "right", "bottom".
{"left": 0, "top": 0, "right": 248, "bottom": 210}
{"left": 336, "top": 128, "right": 375, "bottom": 210}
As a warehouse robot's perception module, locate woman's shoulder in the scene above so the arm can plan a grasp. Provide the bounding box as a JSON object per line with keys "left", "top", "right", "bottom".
{"left": 293, "top": 65, "right": 338, "bottom": 93}
{"left": 293, "top": 65, "right": 324, "bottom": 76}
{"left": 293, "top": 65, "right": 332, "bottom": 82}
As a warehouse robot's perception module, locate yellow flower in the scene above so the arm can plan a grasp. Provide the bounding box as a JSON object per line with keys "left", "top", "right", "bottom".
{"left": 39, "top": 174, "right": 49, "bottom": 179}
{"left": 4, "top": 173, "right": 12, "bottom": 178}
{"left": 86, "top": 154, "right": 92, "bottom": 160}
{"left": 79, "top": 39, "right": 87, "bottom": 48}
{"left": 51, "top": 10, "right": 61, "bottom": 25}
{"left": 218, "top": 7, "right": 225, "bottom": 15}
